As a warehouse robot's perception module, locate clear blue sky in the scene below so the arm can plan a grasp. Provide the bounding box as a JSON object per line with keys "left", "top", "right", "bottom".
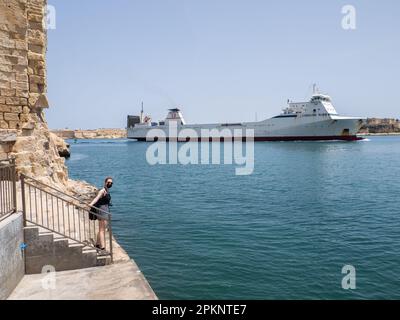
{"left": 46, "top": 0, "right": 400, "bottom": 129}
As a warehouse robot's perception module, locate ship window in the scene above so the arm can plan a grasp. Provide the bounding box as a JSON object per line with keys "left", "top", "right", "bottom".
{"left": 313, "top": 109, "right": 316, "bottom": 112}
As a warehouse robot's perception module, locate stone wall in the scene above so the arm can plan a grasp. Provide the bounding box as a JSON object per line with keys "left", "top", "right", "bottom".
{"left": 0, "top": 0, "right": 67, "bottom": 185}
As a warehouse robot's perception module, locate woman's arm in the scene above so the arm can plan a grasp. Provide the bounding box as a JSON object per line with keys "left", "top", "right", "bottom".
{"left": 89, "top": 189, "right": 105, "bottom": 207}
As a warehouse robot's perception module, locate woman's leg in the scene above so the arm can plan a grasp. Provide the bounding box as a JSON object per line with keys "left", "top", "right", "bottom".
{"left": 96, "top": 220, "right": 106, "bottom": 249}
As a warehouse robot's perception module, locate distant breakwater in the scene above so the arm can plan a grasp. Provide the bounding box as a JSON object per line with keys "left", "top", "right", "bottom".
{"left": 51, "top": 129, "right": 127, "bottom": 140}
{"left": 360, "top": 118, "right": 400, "bottom": 134}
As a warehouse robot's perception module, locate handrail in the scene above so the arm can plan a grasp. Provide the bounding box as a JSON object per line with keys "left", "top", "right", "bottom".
{"left": 21, "top": 174, "right": 111, "bottom": 217}
{"left": 0, "top": 158, "right": 17, "bottom": 221}
{"left": 20, "top": 174, "right": 113, "bottom": 261}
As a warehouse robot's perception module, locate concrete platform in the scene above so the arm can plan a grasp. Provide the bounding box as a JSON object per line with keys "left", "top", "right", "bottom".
{"left": 8, "top": 260, "right": 157, "bottom": 300}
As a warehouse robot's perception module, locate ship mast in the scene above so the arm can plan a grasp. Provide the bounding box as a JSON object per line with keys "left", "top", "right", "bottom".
{"left": 140, "top": 101, "right": 144, "bottom": 123}
{"left": 312, "top": 83, "right": 319, "bottom": 95}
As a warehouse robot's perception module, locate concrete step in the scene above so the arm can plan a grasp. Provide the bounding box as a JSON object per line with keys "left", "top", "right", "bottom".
{"left": 96, "top": 255, "right": 112, "bottom": 266}
{"left": 23, "top": 226, "right": 112, "bottom": 274}
{"left": 82, "top": 247, "right": 97, "bottom": 254}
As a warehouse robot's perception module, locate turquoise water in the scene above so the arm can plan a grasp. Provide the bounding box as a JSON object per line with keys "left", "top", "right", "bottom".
{"left": 66, "top": 137, "right": 400, "bottom": 299}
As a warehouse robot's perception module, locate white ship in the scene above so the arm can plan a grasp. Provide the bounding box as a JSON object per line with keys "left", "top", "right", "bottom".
{"left": 127, "top": 87, "right": 365, "bottom": 142}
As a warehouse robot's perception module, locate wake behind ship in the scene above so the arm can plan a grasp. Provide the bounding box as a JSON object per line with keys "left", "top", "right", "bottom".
{"left": 127, "top": 88, "right": 365, "bottom": 142}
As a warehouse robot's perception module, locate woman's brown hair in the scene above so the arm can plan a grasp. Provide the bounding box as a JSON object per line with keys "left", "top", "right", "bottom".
{"left": 104, "top": 176, "right": 113, "bottom": 183}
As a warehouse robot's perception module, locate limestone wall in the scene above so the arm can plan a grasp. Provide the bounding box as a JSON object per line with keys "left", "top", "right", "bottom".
{"left": 0, "top": 0, "right": 67, "bottom": 185}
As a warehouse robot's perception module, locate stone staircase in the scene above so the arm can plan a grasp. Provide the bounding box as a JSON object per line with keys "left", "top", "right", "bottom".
{"left": 24, "top": 225, "right": 111, "bottom": 274}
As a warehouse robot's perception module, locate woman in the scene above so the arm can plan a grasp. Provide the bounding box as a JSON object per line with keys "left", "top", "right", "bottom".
{"left": 89, "top": 177, "right": 113, "bottom": 250}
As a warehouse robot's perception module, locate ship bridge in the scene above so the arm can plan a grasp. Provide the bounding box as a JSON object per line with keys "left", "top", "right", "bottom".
{"left": 281, "top": 92, "right": 338, "bottom": 117}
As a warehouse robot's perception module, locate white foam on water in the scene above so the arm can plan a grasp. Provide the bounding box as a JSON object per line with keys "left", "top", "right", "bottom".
{"left": 68, "top": 153, "right": 89, "bottom": 161}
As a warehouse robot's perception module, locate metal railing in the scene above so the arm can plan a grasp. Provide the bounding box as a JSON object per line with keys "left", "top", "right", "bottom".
{"left": 20, "top": 174, "right": 113, "bottom": 261}
{"left": 0, "top": 158, "right": 17, "bottom": 222}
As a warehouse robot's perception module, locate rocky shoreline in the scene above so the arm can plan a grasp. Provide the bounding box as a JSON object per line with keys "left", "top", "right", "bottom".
{"left": 359, "top": 118, "right": 400, "bottom": 134}
{"left": 51, "top": 129, "right": 127, "bottom": 140}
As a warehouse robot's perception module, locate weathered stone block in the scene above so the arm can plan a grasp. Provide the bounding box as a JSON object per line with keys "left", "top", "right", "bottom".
{"left": 28, "top": 44, "right": 44, "bottom": 54}
{"left": 29, "top": 74, "right": 45, "bottom": 85}
{"left": 15, "top": 40, "right": 27, "bottom": 50}
{"left": 21, "top": 121, "right": 34, "bottom": 130}
{"left": 8, "top": 120, "right": 20, "bottom": 129}
{"left": 15, "top": 73, "right": 28, "bottom": 82}
{"left": 0, "top": 71, "right": 15, "bottom": 82}
{"left": 27, "top": 33, "right": 45, "bottom": 46}
{"left": 18, "top": 56, "right": 28, "bottom": 66}
{"left": 29, "top": 59, "right": 45, "bottom": 69}
{"left": 35, "top": 67, "right": 45, "bottom": 76}
{"left": 0, "top": 56, "right": 9, "bottom": 66}
{"left": 28, "top": 13, "right": 43, "bottom": 23}
{"left": 16, "top": 89, "right": 29, "bottom": 98}
{"left": 15, "top": 81, "right": 29, "bottom": 91}
{"left": 0, "top": 79, "right": 10, "bottom": 90}
{"left": 4, "top": 113, "right": 19, "bottom": 121}
{"left": 6, "top": 97, "right": 21, "bottom": 105}
{"left": 0, "top": 64, "right": 12, "bottom": 72}
{"left": 13, "top": 65, "right": 27, "bottom": 73}
{"left": 29, "top": 82, "right": 44, "bottom": 94}
{"left": 0, "top": 38, "right": 15, "bottom": 49}
{"left": 19, "top": 113, "right": 29, "bottom": 122}
{"left": 10, "top": 106, "right": 23, "bottom": 113}
{"left": 5, "top": 55, "right": 19, "bottom": 65}
{"left": 1, "top": 88, "right": 16, "bottom": 97}
{"left": 12, "top": 49, "right": 29, "bottom": 59}
{"left": 9, "top": 31, "right": 26, "bottom": 41}
{"left": 27, "top": 51, "right": 43, "bottom": 61}
{"left": 0, "top": 120, "right": 8, "bottom": 129}
{"left": 28, "top": 21, "right": 44, "bottom": 31}
{"left": 0, "top": 105, "right": 11, "bottom": 112}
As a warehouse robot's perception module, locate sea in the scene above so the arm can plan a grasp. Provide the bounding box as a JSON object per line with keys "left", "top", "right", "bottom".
{"left": 65, "top": 136, "right": 400, "bottom": 299}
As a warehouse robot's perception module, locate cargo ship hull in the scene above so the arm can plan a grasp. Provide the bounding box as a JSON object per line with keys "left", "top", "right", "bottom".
{"left": 127, "top": 90, "right": 365, "bottom": 142}
{"left": 128, "top": 117, "right": 364, "bottom": 142}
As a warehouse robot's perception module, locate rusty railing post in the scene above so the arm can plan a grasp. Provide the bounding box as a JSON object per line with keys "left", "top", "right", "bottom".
{"left": 11, "top": 158, "right": 17, "bottom": 213}
{"left": 21, "top": 174, "right": 27, "bottom": 227}
{"left": 108, "top": 214, "right": 113, "bottom": 263}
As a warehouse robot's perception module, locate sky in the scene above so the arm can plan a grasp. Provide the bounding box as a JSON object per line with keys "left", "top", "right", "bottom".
{"left": 45, "top": 0, "right": 400, "bottom": 129}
